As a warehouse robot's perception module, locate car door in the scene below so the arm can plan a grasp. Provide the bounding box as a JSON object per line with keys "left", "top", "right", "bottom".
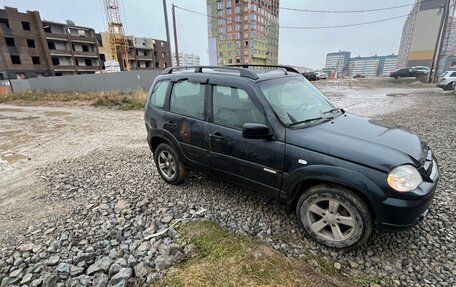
{"left": 163, "top": 77, "right": 210, "bottom": 171}
{"left": 207, "top": 79, "right": 284, "bottom": 198}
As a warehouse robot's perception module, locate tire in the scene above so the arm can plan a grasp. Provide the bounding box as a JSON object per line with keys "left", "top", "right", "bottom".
{"left": 444, "top": 82, "right": 454, "bottom": 91}
{"left": 296, "top": 184, "right": 373, "bottom": 250}
{"left": 154, "top": 143, "right": 189, "bottom": 185}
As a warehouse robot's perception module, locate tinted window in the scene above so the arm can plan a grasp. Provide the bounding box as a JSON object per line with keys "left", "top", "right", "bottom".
{"left": 150, "top": 80, "right": 169, "bottom": 108}
{"left": 170, "top": 80, "right": 205, "bottom": 119}
{"left": 450, "top": 72, "right": 456, "bottom": 77}
{"left": 212, "top": 85, "right": 265, "bottom": 129}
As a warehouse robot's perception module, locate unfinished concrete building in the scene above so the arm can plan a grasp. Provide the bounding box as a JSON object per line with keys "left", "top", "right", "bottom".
{"left": 0, "top": 7, "right": 53, "bottom": 79}
{"left": 42, "top": 20, "right": 102, "bottom": 76}
{"left": 97, "top": 32, "right": 171, "bottom": 71}
{"left": 0, "top": 6, "right": 102, "bottom": 79}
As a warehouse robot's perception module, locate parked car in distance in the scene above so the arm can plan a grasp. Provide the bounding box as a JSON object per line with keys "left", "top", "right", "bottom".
{"left": 145, "top": 65, "right": 439, "bottom": 249}
{"left": 319, "top": 72, "right": 328, "bottom": 79}
{"left": 353, "top": 74, "right": 366, "bottom": 79}
{"left": 412, "top": 66, "right": 431, "bottom": 74}
{"left": 302, "top": 72, "right": 317, "bottom": 81}
{"left": 437, "top": 70, "right": 456, "bottom": 90}
{"left": 389, "top": 67, "right": 427, "bottom": 79}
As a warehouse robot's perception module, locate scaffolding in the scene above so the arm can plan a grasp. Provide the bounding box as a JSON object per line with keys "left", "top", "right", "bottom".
{"left": 105, "top": 0, "right": 130, "bottom": 71}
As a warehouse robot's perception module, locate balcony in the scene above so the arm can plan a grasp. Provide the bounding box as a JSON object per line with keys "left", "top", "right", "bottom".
{"left": 49, "top": 50, "right": 72, "bottom": 57}
{"left": 73, "top": 51, "right": 99, "bottom": 58}
{"left": 53, "top": 65, "right": 76, "bottom": 72}
{"left": 70, "top": 35, "right": 96, "bottom": 44}
{"left": 45, "top": 33, "right": 68, "bottom": 41}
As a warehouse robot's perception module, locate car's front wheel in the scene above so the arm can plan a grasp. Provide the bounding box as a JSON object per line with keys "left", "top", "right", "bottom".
{"left": 296, "top": 184, "right": 373, "bottom": 249}
{"left": 154, "top": 143, "right": 189, "bottom": 185}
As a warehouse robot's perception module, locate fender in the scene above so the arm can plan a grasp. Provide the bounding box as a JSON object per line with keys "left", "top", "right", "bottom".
{"left": 281, "top": 165, "right": 385, "bottom": 217}
{"left": 147, "top": 128, "right": 184, "bottom": 159}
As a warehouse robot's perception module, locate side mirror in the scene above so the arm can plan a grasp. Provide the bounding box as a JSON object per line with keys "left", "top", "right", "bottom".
{"left": 242, "top": 123, "right": 273, "bottom": 139}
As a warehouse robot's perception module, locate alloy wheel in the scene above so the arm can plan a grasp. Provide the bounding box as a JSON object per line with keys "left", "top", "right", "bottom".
{"left": 158, "top": 150, "right": 176, "bottom": 180}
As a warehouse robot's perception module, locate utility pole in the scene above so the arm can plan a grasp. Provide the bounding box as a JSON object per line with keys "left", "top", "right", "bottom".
{"left": 172, "top": 4, "right": 180, "bottom": 66}
{"left": 429, "top": 0, "right": 450, "bottom": 82}
{"left": 162, "top": 0, "right": 172, "bottom": 66}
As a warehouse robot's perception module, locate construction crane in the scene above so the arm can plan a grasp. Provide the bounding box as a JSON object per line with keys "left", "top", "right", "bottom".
{"left": 105, "top": 0, "right": 131, "bottom": 71}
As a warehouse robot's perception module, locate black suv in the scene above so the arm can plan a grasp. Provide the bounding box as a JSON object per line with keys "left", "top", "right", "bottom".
{"left": 389, "top": 67, "right": 427, "bottom": 79}
{"left": 144, "top": 65, "right": 439, "bottom": 249}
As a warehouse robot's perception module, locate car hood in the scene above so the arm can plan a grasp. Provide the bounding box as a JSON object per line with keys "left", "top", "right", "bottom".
{"left": 286, "top": 113, "right": 428, "bottom": 172}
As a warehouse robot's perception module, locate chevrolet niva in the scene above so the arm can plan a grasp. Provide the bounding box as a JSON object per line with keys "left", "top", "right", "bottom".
{"left": 144, "top": 65, "right": 439, "bottom": 249}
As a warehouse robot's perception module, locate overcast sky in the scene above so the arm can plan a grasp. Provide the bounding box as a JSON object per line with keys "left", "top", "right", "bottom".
{"left": 1, "top": 0, "right": 413, "bottom": 69}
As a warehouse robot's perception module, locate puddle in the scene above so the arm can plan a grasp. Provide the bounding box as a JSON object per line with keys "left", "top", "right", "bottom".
{"left": 0, "top": 108, "right": 23, "bottom": 113}
{"left": 1, "top": 152, "right": 28, "bottom": 163}
{"left": 42, "top": 111, "right": 71, "bottom": 117}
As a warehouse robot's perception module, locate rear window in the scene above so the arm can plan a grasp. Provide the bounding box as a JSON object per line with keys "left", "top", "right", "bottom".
{"left": 150, "top": 81, "right": 170, "bottom": 108}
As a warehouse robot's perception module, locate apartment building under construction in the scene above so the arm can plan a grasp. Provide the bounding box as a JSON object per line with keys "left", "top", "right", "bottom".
{"left": 207, "top": 0, "right": 279, "bottom": 65}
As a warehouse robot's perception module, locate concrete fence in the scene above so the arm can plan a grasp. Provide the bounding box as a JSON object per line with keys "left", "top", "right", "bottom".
{"left": 9, "top": 70, "right": 163, "bottom": 93}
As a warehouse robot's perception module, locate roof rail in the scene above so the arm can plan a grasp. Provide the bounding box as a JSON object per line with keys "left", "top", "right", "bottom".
{"left": 226, "top": 64, "right": 301, "bottom": 74}
{"left": 161, "top": 65, "right": 259, "bottom": 80}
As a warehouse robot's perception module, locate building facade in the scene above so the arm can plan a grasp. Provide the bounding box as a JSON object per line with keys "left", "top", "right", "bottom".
{"left": 42, "top": 20, "right": 101, "bottom": 76}
{"left": 397, "top": 0, "right": 446, "bottom": 69}
{"left": 325, "top": 51, "right": 351, "bottom": 75}
{"left": 0, "top": 7, "right": 53, "bottom": 79}
{"left": 0, "top": 7, "right": 102, "bottom": 79}
{"left": 347, "top": 54, "right": 398, "bottom": 77}
{"left": 97, "top": 32, "right": 171, "bottom": 71}
{"left": 207, "top": 0, "right": 279, "bottom": 65}
{"left": 172, "top": 52, "right": 201, "bottom": 66}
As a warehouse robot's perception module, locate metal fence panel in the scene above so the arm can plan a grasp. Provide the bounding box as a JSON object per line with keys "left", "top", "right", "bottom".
{"left": 9, "top": 70, "right": 163, "bottom": 93}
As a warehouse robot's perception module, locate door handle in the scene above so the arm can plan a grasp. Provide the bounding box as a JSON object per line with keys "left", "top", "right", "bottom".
{"left": 209, "top": 132, "right": 224, "bottom": 141}
{"left": 165, "top": 120, "right": 177, "bottom": 128}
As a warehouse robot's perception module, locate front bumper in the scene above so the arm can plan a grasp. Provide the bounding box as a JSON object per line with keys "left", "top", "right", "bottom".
{"left": 377, "top": 171, "right": 439, "bottom": 232}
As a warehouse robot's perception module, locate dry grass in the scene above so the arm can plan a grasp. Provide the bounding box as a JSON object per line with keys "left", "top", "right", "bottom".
{"left": 152, "top": 221, "right": 380, "bottom": 287}
{"left": 0, "top": 90, "right": 147, "bottom": 110}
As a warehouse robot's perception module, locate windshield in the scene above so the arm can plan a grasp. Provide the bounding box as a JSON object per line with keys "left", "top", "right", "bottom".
{"left": 259, "top": 76, "right": 336, "bottom": 126}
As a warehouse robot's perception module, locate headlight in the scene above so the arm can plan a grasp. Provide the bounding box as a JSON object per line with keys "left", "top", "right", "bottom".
{"left": 387, "top": 165, "right": 423, "bottom": 192}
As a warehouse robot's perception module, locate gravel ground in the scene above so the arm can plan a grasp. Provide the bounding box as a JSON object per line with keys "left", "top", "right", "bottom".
{"left": 0, "top": 87, "right": 454, "bottom": 286}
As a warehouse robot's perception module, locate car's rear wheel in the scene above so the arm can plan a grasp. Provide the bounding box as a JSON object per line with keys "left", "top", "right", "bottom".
{"left": 444, "top": 82, "right": 454, "bottom": 91}
{"left": 296, "top": 184, "right": 373, "bottom": 249}
{"left": 154, "top": 143, "right": 188, "bottom": 185}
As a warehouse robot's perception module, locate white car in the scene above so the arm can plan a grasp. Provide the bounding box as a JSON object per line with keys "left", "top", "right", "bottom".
{"left": 437, "top": 70, "right": 456, "bottom": 90}
{"left": 315, "top": 72, "right": 328, "bottom": 80}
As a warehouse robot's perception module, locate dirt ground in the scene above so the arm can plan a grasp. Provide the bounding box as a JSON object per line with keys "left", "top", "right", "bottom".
{"left": 0, "top": 78, "right": 446, "bottom": 246}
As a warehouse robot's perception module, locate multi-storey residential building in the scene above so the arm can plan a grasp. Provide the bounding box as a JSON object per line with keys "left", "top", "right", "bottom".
{"left": 347, "top": 54, "right": 397, "bottom": 77}
{"left": 97, "top": 32, "right": 171, "bottom": 70}
{"left": 0, "top": 7, "right": 53, "bottom": 79}
{"left": 43, "top": 20, "right": 101, "bottom": 76}
{"left": 207, "top": 0, "right": 279, "bottom": 65}
{"left": 325, "top": 51, "right": 351, "bottom": 75}
{"left": 0, "top": 7, "right": 102, "bottom": 79}
{"left": 380, "top": 55, "right": 398, "bottom": 76}
{"left": 349, "top": 56, "right": 381, "bottom": 77}
{"left": 397, "top": 0, "right": 446, "bottom": 69}
{"left": 172, "top": 52, "right": 201, "bottom": 66}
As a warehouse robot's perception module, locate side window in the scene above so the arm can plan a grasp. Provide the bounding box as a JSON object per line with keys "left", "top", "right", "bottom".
{"left": 212, "top": 85, "right": 265, "bottom": 130}
{"left": 170, "top": 80, "right": 205, "bottom": 119}
{"left": 150, "top": 80, "right": 169, "bottom": 108}
{"left": 450, "top": 72, "right": 456, "bottom": 77}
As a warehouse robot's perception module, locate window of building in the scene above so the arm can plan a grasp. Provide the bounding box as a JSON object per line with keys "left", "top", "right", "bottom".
{"left": 32, "top": 56, "right": 40, "bottom": 65}
{"left": 52, "top": 57, "right": 60, "bottom": 65}
{"left": 4, "top": 37, "right": 15, "bottom": 47}
{"left": 162, "top": 52, "right": 165, "bottom": 58}
{"left": 10, "top": 55, "right": 21, "bottom": 64}
{"left": 212, "top": 85, "right": 265, "bottom": 130}
{"left": 235, "top": 24, "right": 240, "bottom": 31}
{"left": 27, "top": 39, "right": 36, "bottom": 48}
{"left": 85, "top": 59, "right": 93, "bottom": 66}
{"left": 170, "top": 80, "right": 205, "bottom": 119}
{"left": 235, "top": 6, "right": 240, "bottom": 13}
{"left": 82, "top": 45, "right": 89, "bottom": 52}
{"left": 0, "top": 18, "right": 10, "bottom": 29}
{"left": 150, "top": 80, "right": 170, "bottom": 108}
{"left": 236, "top": 58, "right": 241, "bottom": 63}
{"left": 47, "top": 41, "right": 56, "bottom": 50}
{"left": 163, "top": 62, "right": 167, "bottom": 68}
{"left": 161, "top": 42, "right": 165, "bottom": 48}
{"left": 43, "top": 24, "right": 51, "bottom": 33}
{"left": 100, "top": 54, "right": 106, "bottom": 61}
{"left": 21, "top": 21, "right": 31, "bottom": 31}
